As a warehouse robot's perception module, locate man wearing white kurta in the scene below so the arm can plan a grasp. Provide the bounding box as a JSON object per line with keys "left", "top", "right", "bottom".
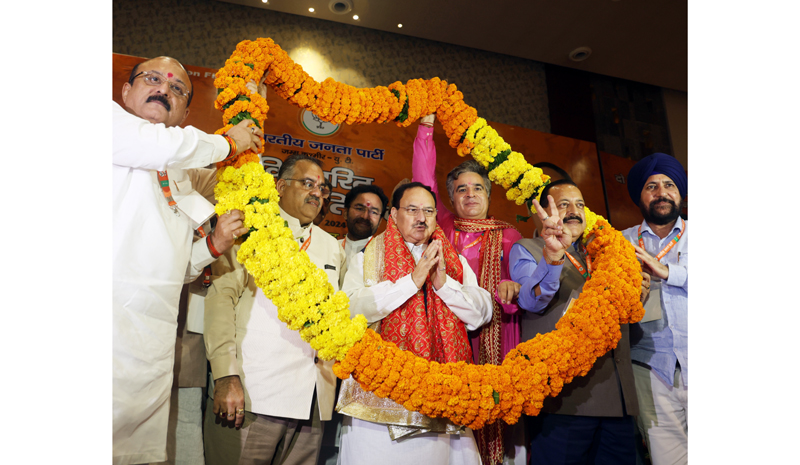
{"left": 204, "top": 155, "right": 345, "bottom": 465}
{"left": 112, "top": 56, "right": 262, "bottom": 465}
{"left": 337, "top": 182, "right": 493, "bottom": 465}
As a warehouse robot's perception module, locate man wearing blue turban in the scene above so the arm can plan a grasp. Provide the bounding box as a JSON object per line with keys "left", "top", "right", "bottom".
{"left": 621, "top": 153, "right": 688, "bottom": 465}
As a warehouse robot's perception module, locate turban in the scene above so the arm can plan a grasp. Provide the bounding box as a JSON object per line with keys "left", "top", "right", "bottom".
{"left": 626, "top": 152, "right": 687, "bottom": 206}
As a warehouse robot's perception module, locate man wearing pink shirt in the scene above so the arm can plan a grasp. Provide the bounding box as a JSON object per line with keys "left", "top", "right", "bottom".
{"left": 411, "top": 114, "right": 523, "bottom": 465}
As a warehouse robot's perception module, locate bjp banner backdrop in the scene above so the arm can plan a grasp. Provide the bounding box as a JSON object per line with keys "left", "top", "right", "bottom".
{"left": 113, "top": 54, "right": 643, "bottom": 238}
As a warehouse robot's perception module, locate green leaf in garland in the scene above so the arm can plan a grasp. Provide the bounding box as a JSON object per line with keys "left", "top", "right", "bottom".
{"left": 492, "top": 390, "right": 500, "bottom": 405}
{"left": 222, "top": 95, "right": 252, "bottom": 111}
{"left": 486, "top": 149, "right": 511, "bottom": 173}
{"left": 229, "top": 112, "right": 263, "bottom": 129}
{"left": 516, "top": 214, "right": 531, "bottom": 223}
{"left": 249, "top": 197, "right": 269, "bottom": 205}
{"left": 244, "top": 63, "right": 255, "bottom": 69}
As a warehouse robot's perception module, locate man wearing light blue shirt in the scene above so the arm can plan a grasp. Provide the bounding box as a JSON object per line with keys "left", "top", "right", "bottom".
{"left": 621, "top": 153, "right": 688, "bottom": 465}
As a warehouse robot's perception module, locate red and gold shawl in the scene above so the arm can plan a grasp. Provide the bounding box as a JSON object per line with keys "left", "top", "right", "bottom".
{"left": 368, "top": 216, "right": 472, "bottom": 364}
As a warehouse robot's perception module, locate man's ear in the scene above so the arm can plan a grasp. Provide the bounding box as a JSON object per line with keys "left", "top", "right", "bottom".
{"left": 390, "top": 207, "right": 397, "bottom": 224}
{"left": 121, "top": 82, "right": 131, "bottom": 106}
{"left": 276, "top": 178, "right": 286, "bottom": 197}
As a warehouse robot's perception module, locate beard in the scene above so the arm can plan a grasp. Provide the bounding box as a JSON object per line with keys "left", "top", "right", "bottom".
{"left": 347, "top": 218, "right": 375, "bottom": 240}
{"left": 641, "top": 197, "right": 683, "bottom": 226}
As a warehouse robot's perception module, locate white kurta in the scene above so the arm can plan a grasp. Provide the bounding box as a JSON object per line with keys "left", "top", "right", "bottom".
{"left": 204, "top": 207, "right": 346, "bottom": 421}
{"left": 338, "top": 235, "right": 371, "bottom": 288}
{"left": 338, "top": 242, "right": 492, "bottom": 465}
{"left": 112, "top": 101, "right": 230, "bottom": 465}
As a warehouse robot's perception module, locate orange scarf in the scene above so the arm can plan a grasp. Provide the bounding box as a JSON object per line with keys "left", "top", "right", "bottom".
{"left": 377, "top": 217, "right": 472, "bottom": 364}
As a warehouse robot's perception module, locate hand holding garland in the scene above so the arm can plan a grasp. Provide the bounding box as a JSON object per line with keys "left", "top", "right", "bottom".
{"left": 224, "top": 119, "right": 264, "bottom": 156}
{"left": 209, "top": 210, "right": 248, "bottom": 256}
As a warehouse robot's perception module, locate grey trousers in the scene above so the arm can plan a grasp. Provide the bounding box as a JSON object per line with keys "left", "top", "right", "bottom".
{"left": 203, "top": 396, "right": 324, "bottom": 465}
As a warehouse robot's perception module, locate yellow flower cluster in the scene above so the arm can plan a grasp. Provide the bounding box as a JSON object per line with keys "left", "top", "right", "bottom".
{"left": 214, "top": 163, "right": 368, "bottom": 361}
{"left": 213, "top": 38, "right": 644, "bottom": 430}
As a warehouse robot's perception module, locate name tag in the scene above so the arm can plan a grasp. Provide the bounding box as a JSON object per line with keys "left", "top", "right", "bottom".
{"left": 325, "top": 264, "right": 336, "bottom": 270}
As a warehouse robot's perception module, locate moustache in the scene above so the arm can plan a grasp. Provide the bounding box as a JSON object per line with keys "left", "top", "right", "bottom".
{"left": 146, "top": 94, "right": 171, "bottom": 111}
{"left": 563, "top": 214, "right": 583, "bottom": 224}
{"left": 413, "top": 222, "right": 427, "bottom": 228}
{"left": 306, "top": 195, "right": 320, "bottom": 204}
{"left": 652, "top": 198, "right": 676, "bottom": 208}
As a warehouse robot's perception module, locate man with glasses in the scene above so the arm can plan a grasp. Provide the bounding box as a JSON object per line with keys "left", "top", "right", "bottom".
{"left": 412, "top": 114, "right": 524, "bottom": 465}
{"left": 204, "top": 154, "right": 345, "bottom": 465}
{"left": 113, "top": 56, "right": 263, "bottom": 464}
{"left": 338, "top": 184, "right": 390, "bottom": 283}
{"left": 336, "top": 182, "right": 492, "bottom": 465}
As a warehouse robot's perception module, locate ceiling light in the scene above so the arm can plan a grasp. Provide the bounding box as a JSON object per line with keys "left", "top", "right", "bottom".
{"left": 309, "top": 7, "right": 315, "bottom": 13}
{"left": 261, "top": 0, "right": 268, "bottom": 3}
{"left": 397, "top": 24, "right": 403, "bottom": 28}
{"left": 568, "top": 47, "right": 592, "bottom": 62}
{"left": 329, "top": 0, "right": 353, "bottom": 15}
{"left": 353, "top": 15, "right": 359, "bottom": 20}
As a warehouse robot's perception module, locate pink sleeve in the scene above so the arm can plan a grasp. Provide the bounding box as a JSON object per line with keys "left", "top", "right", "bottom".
{"left": 411, "top": 125, "right": 455, "bottom": 228}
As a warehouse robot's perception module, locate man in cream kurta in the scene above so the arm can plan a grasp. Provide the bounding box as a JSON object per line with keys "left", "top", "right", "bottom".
{"left": 112, "top": 56, "right": 261, "bottom": 465}
{"left": 204, "top": 155, "right": 345, "bottom": 465}
{"left": 336, "top": 183, "right": 493, "bottom": 465}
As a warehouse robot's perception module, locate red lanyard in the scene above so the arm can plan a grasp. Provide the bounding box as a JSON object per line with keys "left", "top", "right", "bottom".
{"left": 300, "top": 228, "right": 314, "bottom": 252}
{"left": 454, "top": 230, "right": 484, "bottom": 252}
{"left": 638, "top": 218, "right": 685, "bottom": 262}
{"left": 565, "top": 243, "right": 592, "bottom": 279}
{"left": 157, "top": 171, "right": 180, "bottom": 216}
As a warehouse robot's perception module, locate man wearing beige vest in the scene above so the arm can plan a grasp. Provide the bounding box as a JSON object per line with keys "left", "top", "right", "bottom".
{"left": 203, "top": 153, "right": 345, "bottom": 465}
{"left": 509, "top": 180, "right": 640, "bottom": 465}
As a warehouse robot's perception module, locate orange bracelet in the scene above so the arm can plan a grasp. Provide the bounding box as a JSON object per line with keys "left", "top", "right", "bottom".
{"left": 207, "top": 235, "right": 222, "bottom": 258}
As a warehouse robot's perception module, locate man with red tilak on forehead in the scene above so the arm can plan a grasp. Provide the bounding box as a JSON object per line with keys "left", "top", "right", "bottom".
{"left": 411, "top": 113, "right": 524, "bottom": 465}
{"left": 113, "top": 56, "right": 262, "bottom": 464}
{"left": 336, "top": 182, "right": 492, "bottom": 465}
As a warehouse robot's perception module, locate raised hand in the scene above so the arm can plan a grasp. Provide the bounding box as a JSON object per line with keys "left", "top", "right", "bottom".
{"left": 531, "top": 195, "right": 573, "bottom": 261}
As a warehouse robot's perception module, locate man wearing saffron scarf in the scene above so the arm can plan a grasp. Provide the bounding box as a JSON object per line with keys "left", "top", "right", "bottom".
{"left": 337, "top": 182, "right": 492, "bottom": 465}
{"left": 510, "top": 180, "right": 640, "bottom": 465}
{"left": 411, "top": 114, "right": 524, "bottom": 465}
{"left": 622, "top": 153, "right": 688, "bottom": 465}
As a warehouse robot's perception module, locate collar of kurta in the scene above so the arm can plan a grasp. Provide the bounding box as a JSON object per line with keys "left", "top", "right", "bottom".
{"left": 279, "top": 206, "right": 312, "bottom": 240}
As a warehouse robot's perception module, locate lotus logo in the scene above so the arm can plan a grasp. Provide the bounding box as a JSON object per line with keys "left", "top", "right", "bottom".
{"left": 300, "top": 109, "right": 341, "bottom": 137}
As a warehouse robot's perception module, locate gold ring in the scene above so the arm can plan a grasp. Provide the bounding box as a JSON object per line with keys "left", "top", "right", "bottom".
{"left": 237, "top": 408, "right": 245, "bottom": 415}
{"left": 233, "top": 233, "right": 238, "bottom": 240}
{"left": 227, "top": 413, "right": 235, "bottom": 418}
{"left": 219, "top": 411, "right": 227, "bottom": 417}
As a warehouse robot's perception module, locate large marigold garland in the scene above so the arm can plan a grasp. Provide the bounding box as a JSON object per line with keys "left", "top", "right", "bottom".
{"left": 212, "top": 38, "right": 644, "bottom": 429}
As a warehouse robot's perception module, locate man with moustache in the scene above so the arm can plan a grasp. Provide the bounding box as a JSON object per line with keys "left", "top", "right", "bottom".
{"left": 338, "top": 184, "right": 390, "bottom": 281}
{"left": 621, "top": 153, "right": 688, "bottom": 465}
{"left": 336, "top": 182, "right": 493, "bottom": 465}
{"left": 509, "top": 180, "right": 640, "bottom": 465}
{"left": 203, "top": 154, "right": 345, "bottom": 465}
{"left": 113, "top": 56, "right": 262, "bottom": 464}
{"left": 412, "top": 114, "right": 523, "bottom": 465}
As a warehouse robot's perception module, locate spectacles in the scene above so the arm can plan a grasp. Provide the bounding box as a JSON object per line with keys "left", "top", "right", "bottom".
{"left": 397, "top": 206, "right": 437, "bottom": 217}
{"left": 286, "top": 178, "right": 331, "bottom": 197}
{"left": 351, "top": 204, "right": 382, "bottom": 218}
{"left": 133, "top": 71, "right": 190, "bottom": 99}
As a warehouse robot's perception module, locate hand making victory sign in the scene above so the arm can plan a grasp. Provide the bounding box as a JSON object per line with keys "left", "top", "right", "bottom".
{"left": 531, "top": 195, "right": 574, "bottom": 263}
